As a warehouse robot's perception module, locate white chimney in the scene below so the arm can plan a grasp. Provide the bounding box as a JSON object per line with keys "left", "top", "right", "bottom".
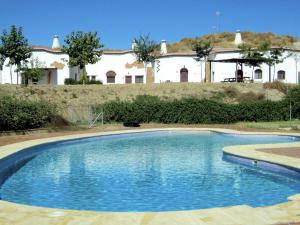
{"left": 52, "top": 35, "right": 60, "bottom": 49}
{"left": 131, "top": 40, "right": 137, "bottom": 50}
{"left": 160, "top": 40, "right": 167, "bottom": 55}
{"left": 234, "top": 30, "right": 243, "bottom": 46}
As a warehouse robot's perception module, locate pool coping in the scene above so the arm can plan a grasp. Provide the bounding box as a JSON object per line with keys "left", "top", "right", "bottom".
{"left": 1, "top": 128, "right": 300, "bottom": 225}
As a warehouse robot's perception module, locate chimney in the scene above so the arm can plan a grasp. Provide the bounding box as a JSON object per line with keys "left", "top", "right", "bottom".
{"left": 52, "top": 35, "right": 60, "bottom": 49}
{"left": 234, "top": 30, "right": 243, "bottom": 46}
{"left": 131, "top": 39, "right": 137, "bottom": 50}
{"left": 160, "top": 40, "right": 167, "bottom": 55}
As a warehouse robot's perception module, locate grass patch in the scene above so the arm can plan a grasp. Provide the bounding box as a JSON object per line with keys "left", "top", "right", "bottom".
{"left": 237, "top": 120, "right": 300, "bottom": 130}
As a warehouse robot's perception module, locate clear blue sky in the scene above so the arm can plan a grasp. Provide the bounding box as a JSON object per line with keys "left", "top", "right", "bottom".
{"left": 0, "top": 0, "right": 299, "bottom": 49}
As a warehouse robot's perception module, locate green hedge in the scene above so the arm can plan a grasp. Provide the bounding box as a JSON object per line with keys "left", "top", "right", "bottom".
{"left": 64, "top": 78, "right": 102, "bottom": 85}
{"left": 94, "top": 95, "right": 292, "bottom": 124}
{"left": 0, "top": 97, "right": 57, "bottom": 131}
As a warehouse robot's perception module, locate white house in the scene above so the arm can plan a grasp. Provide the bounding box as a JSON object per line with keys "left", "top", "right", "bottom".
{"left": 0, "top": 31, "right": 300, "bottom": 85}
{"left": 154, "top": 31, "right": 300, "bottom": 84}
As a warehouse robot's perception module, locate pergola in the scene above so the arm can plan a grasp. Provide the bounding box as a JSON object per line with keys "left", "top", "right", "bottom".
{"left": 208, "top": 58, "right": 266, "bottom": 82}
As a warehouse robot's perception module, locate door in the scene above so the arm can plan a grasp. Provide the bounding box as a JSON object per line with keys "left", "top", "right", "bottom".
{"left": 47, "top": 71, "right": 52, "bottom": 84}
{"left": 180, "top": 68, "right": 188, "bottom": 82}
{"left": 125, "top": 76, "right": 132, "bottom": 84}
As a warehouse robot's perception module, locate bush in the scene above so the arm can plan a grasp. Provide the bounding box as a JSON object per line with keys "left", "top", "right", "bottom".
{"left": 64, "top": 78, "right": 102, "bottom": 85}
{"left": 64, "top": 78, "right": 78, "bottom": 85}
{"left": 263, "top": 80, "right": 288, "bottom": 93}
{"left": 0, "top": 97, "right": 57, "bottom": 131}
{"left": 287, "top": 86, "right": 300, "bottom": 119}
{"left": 94, "top": 95, "right": 292, "bottom": 124}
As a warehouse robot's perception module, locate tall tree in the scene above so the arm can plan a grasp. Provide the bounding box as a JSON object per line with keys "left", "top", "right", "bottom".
{"left": 62, "top": 31, "right": 104, "bottom": 79}
{"left": 0, "top": 25, "right": 32, "bottom": 84}
{"left": 133, "top": 34, "right": 159, "bottom": 83}
{"left": 192, "top": 40, "right": 213, "bottom": 81}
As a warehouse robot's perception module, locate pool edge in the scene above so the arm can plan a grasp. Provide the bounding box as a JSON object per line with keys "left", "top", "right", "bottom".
{"left": 1, "top": 127, "right": 300, "bottom": 225}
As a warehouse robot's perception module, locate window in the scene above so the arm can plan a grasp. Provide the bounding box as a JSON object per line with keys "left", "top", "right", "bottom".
{"left": 125, "top": 76, "right": 132, "bottom": 84}
{"left": 254, "top": 69, "right": 262, "bottom": 79}
{"left": 106, "top": 71, "right": 116, "bottom": 83}
{"left": 91, "top": 76, "right": 96, "bottom": 81}
{"left": 277, "top": 70, "right": 285, "bottom": 80}
{"left": 135, "top": 75, "right": 144, "bottom": 83}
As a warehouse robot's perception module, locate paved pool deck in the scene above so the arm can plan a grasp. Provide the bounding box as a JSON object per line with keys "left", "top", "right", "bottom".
{"left": 0, "top": 128, "right": 300, "bottom": 225}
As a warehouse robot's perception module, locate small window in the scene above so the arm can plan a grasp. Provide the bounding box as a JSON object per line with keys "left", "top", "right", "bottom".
{"left": 254, "top": 69, "right": 262, "bottom": 79}
{"left": 91, "top": 76, "right": 96, "bottom": 81}
{"left": 135, "top": 75, "right": 144, "bottom": 83}
{"left": 106, "top": 71, "right": 116, "bottom": 83}
{"left": 125, "top": 76, "right": 132, "bottom": 84}
{"left": 277, "top": 70, "right": 285, "bottom": 80}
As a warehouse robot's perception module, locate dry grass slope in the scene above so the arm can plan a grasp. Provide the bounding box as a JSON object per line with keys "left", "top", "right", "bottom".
{"left": 0, "top": 83, "right": 285, "bottom": 109}
{"left": 168, "top": 32, "right": 299, "bottom": 53}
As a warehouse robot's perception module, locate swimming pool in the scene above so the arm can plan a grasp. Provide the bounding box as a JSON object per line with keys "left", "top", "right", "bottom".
{"left": 0, "top": 131, "right": 300, "bottom": 212}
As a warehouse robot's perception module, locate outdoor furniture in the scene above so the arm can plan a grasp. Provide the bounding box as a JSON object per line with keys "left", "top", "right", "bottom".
{"left": 222, "top": 76, "right": 253, "bottom": 83}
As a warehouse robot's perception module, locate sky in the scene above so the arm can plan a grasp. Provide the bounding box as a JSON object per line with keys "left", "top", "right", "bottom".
{"left": 0, "top": 0, "right": 299, "bottom": 50}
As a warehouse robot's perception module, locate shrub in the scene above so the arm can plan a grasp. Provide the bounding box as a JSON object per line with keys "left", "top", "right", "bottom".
{"left": 263, "top": 80, "right": 288, "bottom": 93}
{"left": 0, "top": 97, "right": 57, "bottom": 131}
{"left": 237, "top": 91, "right": 265, "bottom": 103}
{"left": 64, "top": 78, "right": 102, "bottom": 85}
{"left": 94, "top": 95, "right": 292, "bottom": 124}
{"left": 287, "top": 86, "right": 300, "bottom": 119}
{"left": 64, "top": 78, "right": 78, "bottom": 85}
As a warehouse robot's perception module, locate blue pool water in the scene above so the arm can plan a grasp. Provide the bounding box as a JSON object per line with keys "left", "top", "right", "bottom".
{"left": 1, "top": 131, "right": 300, "bottom": 212}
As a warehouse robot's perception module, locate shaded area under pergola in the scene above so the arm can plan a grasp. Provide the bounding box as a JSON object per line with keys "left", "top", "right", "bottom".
{"left": 208, "top": 58, "right": 266, "bottom": 82}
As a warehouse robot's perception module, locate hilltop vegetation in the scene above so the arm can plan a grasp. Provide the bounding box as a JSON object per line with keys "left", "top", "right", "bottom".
{"left": 167, "top": 32, "right": 299, "bottom": 52}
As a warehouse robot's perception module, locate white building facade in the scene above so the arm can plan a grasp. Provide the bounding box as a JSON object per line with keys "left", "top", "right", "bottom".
{"left": 0, "top": 32, "right": 300, "bottom": 85}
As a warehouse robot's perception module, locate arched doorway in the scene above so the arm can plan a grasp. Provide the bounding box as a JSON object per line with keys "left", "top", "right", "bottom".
{"left": 180, "top": 68, "right": 188, "bottom": 82}
{"left": 277, "top": 70, "right": 286, "bottom": 80}
{"left": 106, "top": 71, "right": 116, "bottom": 83}
{"left": 254, "top": 69, "right": 262, "bottom": 80}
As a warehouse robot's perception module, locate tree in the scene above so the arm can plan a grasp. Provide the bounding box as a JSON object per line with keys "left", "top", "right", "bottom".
{"left": 0, "top": 25, "right": 32, "bottom": 84}
{"left": 267, "top": 48, "right": 286, "bottom": 81}
{"left": 21, "top": 57, "right": 46, "bottom": 86}
{"left": 192, "top": 40, "right": 213, "bottom": 81}
{"left": 239, "top": 43, "right": 267, "bottom": 80}
{"left": 133, "top": 34, "right": 159, "bottom": 83}
{"left": 62, "top": 31, "right": 104, "bottom": 79}
{"left": 0, "top": 53, "right": 5, "bottom": 70}
{"left": 239, "top": 41, "right": 287, "bottom": 81}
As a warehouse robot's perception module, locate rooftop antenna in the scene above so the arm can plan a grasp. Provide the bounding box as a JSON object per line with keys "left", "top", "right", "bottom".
{"left": 216, "top": 11, "right": 221, "bottom": 33}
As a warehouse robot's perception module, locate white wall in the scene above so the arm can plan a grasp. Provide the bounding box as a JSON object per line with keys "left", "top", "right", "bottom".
{"left": 0, "top": 51, "right": 69, "bottom": 85}
{"left": 154, "top": 55, "right": 204, "bottom": 83}
{"left": 1, "top": 48, "right": 299, "bottom": 85}
{"left": 84, "top": 52, "right": 146, "bottom": 84}
{"left": 211, "top": 51, "right": 300, "bottom": 83}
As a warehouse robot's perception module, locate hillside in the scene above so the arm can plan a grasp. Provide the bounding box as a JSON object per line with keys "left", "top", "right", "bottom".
{"left": 167, "top": 32, "right": 299, "bottom": 53}
{"left": 0, "top": 83, "right": 285, "bottom": 122}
